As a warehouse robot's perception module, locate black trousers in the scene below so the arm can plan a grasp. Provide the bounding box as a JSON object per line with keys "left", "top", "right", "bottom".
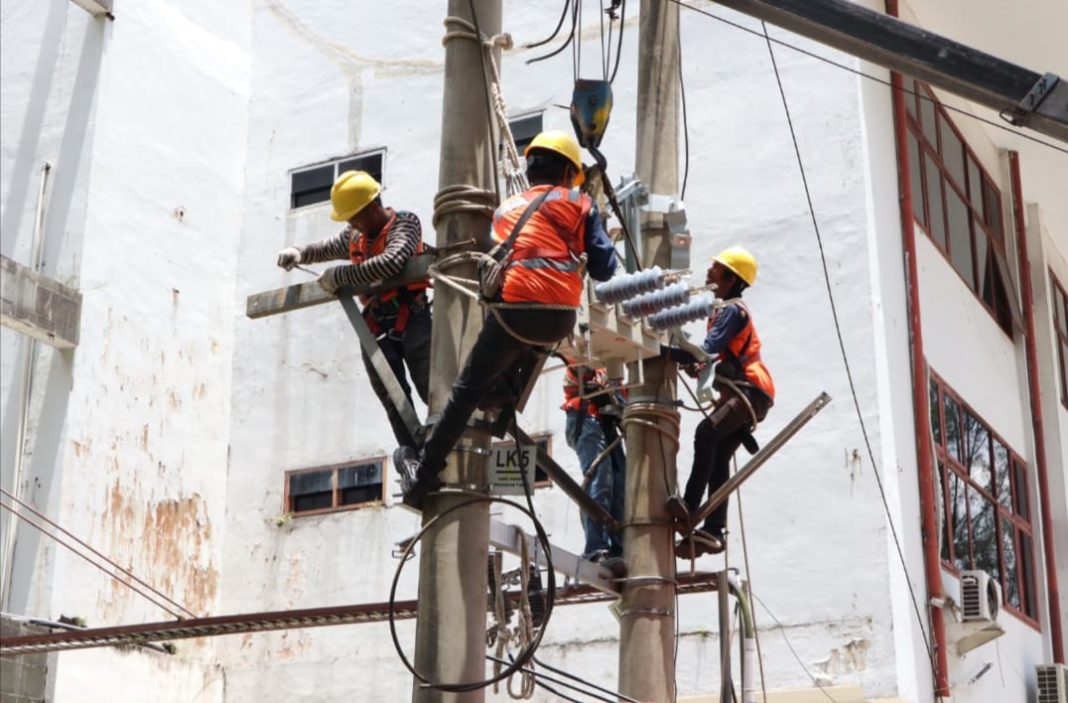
{"left": 361, "top": 305, "right": 432, "bottom": 447}
{"left": 420, "top": 307, "right": 577, "bottom": 476}
{"left": 682, "top": 391, "right": 771, "bottom": 533}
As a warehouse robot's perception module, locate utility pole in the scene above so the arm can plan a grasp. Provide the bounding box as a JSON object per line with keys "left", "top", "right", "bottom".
{"left": 411, "top": 2, "right": 501, "bottom": 701}
{"left": 618, "top": 2, "right": 681, "bottom": 701}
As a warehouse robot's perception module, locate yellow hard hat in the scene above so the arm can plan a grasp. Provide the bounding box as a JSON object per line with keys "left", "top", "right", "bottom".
{"left": 712, "top": 246, "right": 758, "bottom": 286}
{"left": 330, "top": 170, "right": 382, "bottom": 222}
{"left": 524, "top": 130, "right": 586, "bottom": 186}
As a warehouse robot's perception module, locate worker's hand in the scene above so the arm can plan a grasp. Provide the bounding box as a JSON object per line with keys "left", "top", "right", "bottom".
{"left": 317, "top": 267, "right": 342, "bottom": 295}
{"left": 276, "top": 246, "right": 302, "bottom": 271}
{"left": 681, "top": 362, "right": 705, "bottom": 379}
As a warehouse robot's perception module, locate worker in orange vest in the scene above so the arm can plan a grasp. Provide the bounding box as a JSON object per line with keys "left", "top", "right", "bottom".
{"left": 668, "top": 247, "right": 775, "bottom": 557}
{"left": 276, "top": 171, "right": 431, "bottom": 446}
{"left": 562, "top": 362, "right": 626, "bottom": 565}
{"left": 395, "top": 131, "right": 618, "bottom": 508}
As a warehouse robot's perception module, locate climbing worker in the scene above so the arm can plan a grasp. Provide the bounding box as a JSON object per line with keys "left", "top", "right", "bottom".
{"left": 394, "top": 130, "right": 618, "bottom": 508}
{"left": 275, "top": 170, "right": 432, "bottom": 447}
{"left": 668, "top": 247, "right": 775, "bottom": 557}
{"left": 561, "top": 361, "right": 626, "bottom": 565}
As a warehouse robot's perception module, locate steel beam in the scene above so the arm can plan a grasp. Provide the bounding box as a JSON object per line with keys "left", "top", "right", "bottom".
{"left": 245, "top": 254, "right": 435, "bottom": 319}
{"left": 711, "top": 0, "right": 1068, "bottom": 141}
{"left": 488, "top": 519, "right": 619, "bottom": 597}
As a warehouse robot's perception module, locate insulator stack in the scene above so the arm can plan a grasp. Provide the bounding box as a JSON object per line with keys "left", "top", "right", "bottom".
{"left": 621, "top": 282, "right": 689, "bottom": 317}
{"left": 646, "top": 295, "right": 715, "bottom": 331}
{"left": 593, "top": 266, "right": 664, "bottom": 305}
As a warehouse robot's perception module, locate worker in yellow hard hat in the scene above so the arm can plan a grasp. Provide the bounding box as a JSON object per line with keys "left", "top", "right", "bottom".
{"left": 668, "top": 246, "right": 775, "bottom": 558}
{"left": 276, "top": 170, "right": 432, "bottom": 446}
{"left": 394, "top": 130, "right": 618, "bottom": 509}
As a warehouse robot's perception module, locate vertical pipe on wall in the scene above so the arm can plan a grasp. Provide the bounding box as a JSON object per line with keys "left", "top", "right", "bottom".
{"left": 884, "top": 1, "right": 949, "bottom": 693}
{"left": 1008, "top": 151, "right": 1064, "bottom": 664}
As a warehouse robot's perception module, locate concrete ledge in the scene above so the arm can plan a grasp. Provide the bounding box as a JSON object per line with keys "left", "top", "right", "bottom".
{"left": 680, "top": 685, "right": 871, "bottom": 703}
{"left": 0, "top": 254, "right": 82, "bottom": 349}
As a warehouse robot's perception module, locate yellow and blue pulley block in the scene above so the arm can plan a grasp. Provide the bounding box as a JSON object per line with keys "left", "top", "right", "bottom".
{"left": 570, "top": 79, "right": 613, "bottom": 149}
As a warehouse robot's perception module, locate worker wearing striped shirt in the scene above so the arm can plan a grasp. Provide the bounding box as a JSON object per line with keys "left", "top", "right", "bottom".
{"left": 276, "top": 171, "right": 431, "bottom": 446}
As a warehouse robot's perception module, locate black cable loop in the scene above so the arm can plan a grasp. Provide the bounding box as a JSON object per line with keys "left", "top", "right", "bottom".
{"left": 525, "top": 0, "right": 572, "bottom": 49}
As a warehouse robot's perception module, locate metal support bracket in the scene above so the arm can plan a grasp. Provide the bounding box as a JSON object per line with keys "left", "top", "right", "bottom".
{"left": 488, "top": 519, "right": 620, "bottom": 597}
{"left": 1003, "top": 72, "right": 1061, "bottom": 126}
{"left": 337, "top": 296, "right": 423, "bottom": 447}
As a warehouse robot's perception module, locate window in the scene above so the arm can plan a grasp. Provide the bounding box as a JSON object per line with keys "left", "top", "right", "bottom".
{"left": 904, "top": 81, "right": 1014, "bottom": 335}
{"left": 492, "top": 432, "right": 553, "bottom": 487}
{"left": 1052, "top": 272, "right": 1068, "bottom": 408}
{"left": 290, "top": 149, "right": 386, "bottom": 210}
{"left": 284, "top": 458, "right": 386, "bottom": 516}
{"left": 505, "top": 112, "right": 544, "bottom": 155}
{"left": 929, "top": 373, "right": 1039, "bottom": 623}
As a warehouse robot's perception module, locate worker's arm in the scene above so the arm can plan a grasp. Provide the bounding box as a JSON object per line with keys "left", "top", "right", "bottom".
{"left": 583, "top": 205, "right": 617, "bottom": 282}
{"left": 294, "top": 228, "right": 354, "bottom": 264}
{"left": 701, "top": 304, "right": 747, "bottom": 355}
{"left": 321, "top": 211, "right": 422, "bottom": 291}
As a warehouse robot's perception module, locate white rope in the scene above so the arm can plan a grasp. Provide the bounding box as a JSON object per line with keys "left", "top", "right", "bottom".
{"left": 508, "top": 539, "right": 536, "bottom": 699}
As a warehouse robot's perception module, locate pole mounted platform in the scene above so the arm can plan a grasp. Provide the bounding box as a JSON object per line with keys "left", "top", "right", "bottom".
{"left": 713, "top": 0, "right": 1068, "bottom": 141}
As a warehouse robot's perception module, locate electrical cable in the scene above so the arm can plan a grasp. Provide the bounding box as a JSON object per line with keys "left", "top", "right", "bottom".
{"left": 609, "top": 0, "right": 626, "bottom": 84}
{"left": 599, "top": 0, "right": 608, "bottom": 80}
{"left": 753, "top": 18, "right": 945, "bottom": 700}
{"left": 0, "top": 499, "right": 186, "bottom": 620}
{"left": 666, "top": 0, "right": 1068, "bottom": 155}
{"left": 531, "top": 655, "right": 643, "bottom": 703}
{"left": 387, "top": 493, "right": 556, "bottom": 693}
{"left": 526, "top": 0, "right": 572, "bottom": 49}
{"left": 734, "top": 465, "right": 769, "bottom": 703}
{"left": 0, "top": 487, "right": 196, "bottom": 618}
{"left": 751, "top": 593, "right": 842, "bottom": 703}
{"left": 677, "top": 27, "right": 690, "bottom": 201}
{"left": 527, "top": 0, "right": 579, "bottom": 65}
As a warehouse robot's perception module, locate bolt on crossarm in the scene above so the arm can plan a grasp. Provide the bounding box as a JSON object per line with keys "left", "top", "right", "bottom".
{"left": 618, "top": 2, "right": 682, "bottom": 701}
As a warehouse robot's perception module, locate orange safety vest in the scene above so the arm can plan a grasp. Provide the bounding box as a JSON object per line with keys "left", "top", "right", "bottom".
{"left": 349, "top": 210, "right": 429, "bottom": 336}
{"left": 708, "top": 301, "right": 775, "bottom": 401}
{"left": 491, "top": 185, "right": 589, "bottom": 306}
{"left": 562, "top": 366, "right": 608, "bottom": 415}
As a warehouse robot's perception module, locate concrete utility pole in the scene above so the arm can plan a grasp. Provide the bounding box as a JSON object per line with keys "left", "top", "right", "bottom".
{"left": 618, "top": 2, "right": 681, "bottom": 701}
{"left": 411, "top": 2, "right": 501, "bottom": 701}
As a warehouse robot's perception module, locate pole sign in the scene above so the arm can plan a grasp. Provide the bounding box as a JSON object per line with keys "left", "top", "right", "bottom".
{"left": 489, "top": 445, "right": 537, "bottom": 495}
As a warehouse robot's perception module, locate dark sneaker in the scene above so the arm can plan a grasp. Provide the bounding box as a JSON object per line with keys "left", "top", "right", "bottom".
{"left": 665, "top": 495, "right": 690, "bottom": 526}
{"left": 675, "top": 529, "right": 724, "bottom": 559}
{"left": 393, "top": 446, "right": 439, "bottom": 510}
{"left": 599, "top": 556, "right": 627, "bottom": 579}
{"left": 693, "top": 528, "right": 725, "bottom": 555}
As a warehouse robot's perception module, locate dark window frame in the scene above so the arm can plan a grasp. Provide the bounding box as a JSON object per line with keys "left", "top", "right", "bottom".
{"left": 904, "top": 81, "right": 1014, "bottom": 336}
{"left": 284, "top": 457, "right": 388, "bottom": 517}
{"left": 289, "top": 148, "right": 387, "bottom": 211}
{"left": 492, "top": 432, "right": 554, "bottom": 488}
{"left": 1051, "top": 271, "right": 1068, "bottom": 409}
{"left": 929, "top": 372, "right": 1040, "bottom": 627}
{"left": 504, "top": 112, "right": 545, "bottom": 156}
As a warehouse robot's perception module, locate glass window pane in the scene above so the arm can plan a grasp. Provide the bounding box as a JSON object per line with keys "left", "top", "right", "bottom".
{"left": 966, "top": 156, "right": 983, "bottom": 215}
{"left": 993, "top": 440, "right": 1011, "bottom": 511}
{"left": 920, "top": 91, "right": 938, "bottom": 147}
{"left": 1001, "top": 518, "right": 1020, "bottom": 609}
{"left": 289, "top": 470, "right": 333, "bottom": 495}
{"left": 963, "top": 412, "right": 991, "bottom": 491}
{"left": 949, "top": 471, "right": 970, "bottom": 571}
{"left": 1061, "top": 341, "right": 1068, "bottom": 401}
{"left": 1013, "top": 461, "right": 1030, "bottom": 520}
{"left": 939, "top": 119, "right": 966, "bottom": 189}
{"left": 925, "top": 158, "right": 947, "bottom": 250}
{"left": 982, "top": 180, "right": 1003, "bottom": 241}
{"left": 976, "top": 230, "right": 993, "bottom": 307}
{"left": 1019, "top": 532, "right": 1037, "bottom": 618}
{"left": 947, "top": 186, "right": 975, "bottom": 289}
{"left": 908, "top": 132, "right": 925, "bottom": 226}
{"left": 906, "top": 81, "right": 918, "bottom": 118}
{"left": 944, "top": 395, "right": 962, "bottom": 463}
{"left": 338, "top": 152, "right": 384, "bottom": 185}
{"left": 338, "top": 462, "right": 382, "bottom": 488}
{"left": 970, "top": 491, "right": 999, "bottom": 584}
{"left": 291, "top": 166, "right": 334, "bottom": 209}
{"left": 929, "top": 379, "right": 942, "bottom": 446}
{"left": 940, "top": 461, "right": 951, "bottom": 563}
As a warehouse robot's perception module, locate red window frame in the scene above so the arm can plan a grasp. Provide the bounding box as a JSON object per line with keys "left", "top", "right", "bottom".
{"left": 283, "top": 457, "right": 387, "bottom": 518}
{"left": 1051, "top": 272, "right": 1068, "bottom": 409}
{"left": 928, "top": 373, "right": 1039, "bottom": 626}
{"left": 903, "top": 80, "right": 1015, "bottom": 336}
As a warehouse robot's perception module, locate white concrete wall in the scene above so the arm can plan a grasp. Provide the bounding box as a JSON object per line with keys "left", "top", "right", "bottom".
{"left": 222, "top": 2, "right": 903, "bottom": 700}
{"left": 2, "top": 0, "right": 250, "bottom": 699}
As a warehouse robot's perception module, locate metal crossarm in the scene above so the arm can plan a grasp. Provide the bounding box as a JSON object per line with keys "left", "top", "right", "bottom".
{"left": 0, "top": 573, "right": 722, "bottom": 655}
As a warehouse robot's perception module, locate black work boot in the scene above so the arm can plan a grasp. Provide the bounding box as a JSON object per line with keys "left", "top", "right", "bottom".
{"left": 665, "top": 495, "right": 690, "bottom": 529}
{"left": 394, "top": 446, "right": 440, "bottom": 511}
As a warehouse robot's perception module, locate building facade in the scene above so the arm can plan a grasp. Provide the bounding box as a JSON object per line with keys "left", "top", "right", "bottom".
{"left": 1, "top": 1, "right": 1064, "bottom": 701}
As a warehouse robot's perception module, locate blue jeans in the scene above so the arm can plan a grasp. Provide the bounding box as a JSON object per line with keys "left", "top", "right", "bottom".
{"left": 565, "top": 411, "right": 625, "bottom": 558}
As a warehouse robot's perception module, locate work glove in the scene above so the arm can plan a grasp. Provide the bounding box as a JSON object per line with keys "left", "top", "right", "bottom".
{"left": 317, "top": 267, "right": 343, "bottom": 295}
{"left": 276, "top": 246, "right": 302, "bottom": 271}
{"left": 681, "top": 362, "right": 706, "bottom": 379}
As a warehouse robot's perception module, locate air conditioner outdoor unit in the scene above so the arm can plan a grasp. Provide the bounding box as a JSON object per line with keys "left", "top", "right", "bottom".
{"left": 961, "top": 569, "right": 1000, "bottom": 622}
{"left": 1037, "top": 664, "right": 1068, "bottom": 703}
{"left": 948, "top": 570, "right": 1004, "bottom": 655}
